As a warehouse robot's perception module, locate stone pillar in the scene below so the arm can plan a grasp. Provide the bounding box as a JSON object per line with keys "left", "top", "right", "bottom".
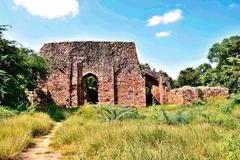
{"left": 77, "top": 63, "right": 84, "bottom": 105}
{"left": 159, "top": 75, "right": 166, "bottom": 104}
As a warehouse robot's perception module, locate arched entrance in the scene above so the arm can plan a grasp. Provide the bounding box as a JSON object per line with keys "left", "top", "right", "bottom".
{"left": 145, "top": 74, "right": 159, "bottom": 106}
{"left": 146, "top": 85, "right": 153, "bottom": 106}
{"left": 82, "top": 73, "right": 98, "bottom": 104}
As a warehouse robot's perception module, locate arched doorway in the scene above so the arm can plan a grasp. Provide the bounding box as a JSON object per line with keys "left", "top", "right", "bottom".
{"left": 145, "top": 74, "right": 159, "bottom": 106}
{"left": 146, "top": 85, "right": 153, "bottom": 106}
{"left": 82, "top": 73, "right": 98, "bottom": 104}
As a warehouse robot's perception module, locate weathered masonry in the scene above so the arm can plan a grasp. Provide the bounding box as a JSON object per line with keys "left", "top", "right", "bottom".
{"left": 38, "top": 41, "right": 169, "bottom": 107}
{"left": 35, "top": 41, "right": 228, "bottom": 107}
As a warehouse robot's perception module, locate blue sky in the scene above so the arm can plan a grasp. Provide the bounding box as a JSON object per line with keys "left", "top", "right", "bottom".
{"left": 1, "top": 0, "right": 240, "bottom": 78}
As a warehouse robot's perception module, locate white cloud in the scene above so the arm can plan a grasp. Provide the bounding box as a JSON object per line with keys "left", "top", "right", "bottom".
{"left": 229, "top": 3, "right": 239, "bottom": 8}
{"left": 147, "top": 9, "right": 183, "bottom": 26}
{"left": 13, "top": 0, "right": 79, "bottom": 19}
{"left": 155, "top": 31, "right": 171, "bottom": 37}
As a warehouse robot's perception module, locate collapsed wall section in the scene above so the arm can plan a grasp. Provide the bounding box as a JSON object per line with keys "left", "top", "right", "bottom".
{"left": 167, "top": 86, "right": 229, "bottom": 105}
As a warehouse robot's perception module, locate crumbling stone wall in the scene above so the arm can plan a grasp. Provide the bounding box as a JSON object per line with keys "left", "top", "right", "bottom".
{"left": 35, "top": 40, "right": 229, "bottom": 107}
{"left": 142, "top": 69, "right": 171, "bottom": 104}
{"left": 167, "top": 86, "right": 229, "bottom": 105}
{"left": 39, "top": 41, "right": 146, "bottom": 107}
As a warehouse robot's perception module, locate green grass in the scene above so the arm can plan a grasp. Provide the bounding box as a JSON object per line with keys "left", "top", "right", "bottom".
{"left": 39, "top": 104, "right": 79, "bottom": 122}
{"left": 0, "top": 105, "right": 18, "bottom": 118}
{"left": 0, "top": 112, "right": 53, "bottom": 159}
{"left": 51, "top": 96, "right": 240, "bottom": 160}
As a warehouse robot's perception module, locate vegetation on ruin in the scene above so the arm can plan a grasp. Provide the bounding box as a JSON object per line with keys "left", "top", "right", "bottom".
{"left": 50, "top": 95, "right": 240, "bottom": 160}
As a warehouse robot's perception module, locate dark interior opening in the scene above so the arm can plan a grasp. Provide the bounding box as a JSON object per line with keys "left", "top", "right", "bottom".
{"left": 146, "top": 86, "right": 153, "bottom": 106}
{"left": 145, "top": 74, "right": 160, "bottom": 106}
{"left": 82, "top": 73, "right": 98, "bottom": 104}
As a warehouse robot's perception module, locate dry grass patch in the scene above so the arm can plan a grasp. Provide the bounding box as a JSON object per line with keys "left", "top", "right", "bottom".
{"left": 0, "top": 113, "right": 53, "bottom": 159}
{"left": 52, "top": 116, "right": 227, "bottom": 160}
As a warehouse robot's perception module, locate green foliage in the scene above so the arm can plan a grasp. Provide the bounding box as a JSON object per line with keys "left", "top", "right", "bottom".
{"left": 0, "top": 25, "right": 9, "bottom": 37}
{"left": 50, "top": 96, "right": 240, "bottom": 159}
{"left": 0, "top": 26, "right": 49, "bottom": 107}
{"left": 196, "top": 63, "right": 212, "bottom": 74}
{"left": 98, "top": 106, "right": 140, "bottom": 122}
{"left": 0, "top": 106, "right": 18, "bottom": 118}
{"left": 139, "top": 63, "right": 151, "bottom": 71}
{"left": 161, "top": 108, "right": 195, "bottom": 125}
{"left": 40, "top": 104, "right": 78, "bottom": 121}
{"left": 221, "top": 94, "right": 240, "bottom": 114}
{"left": 82, "top": 75, "right": 98, "bottom": 103}
{"left": 208, "top": 35, "right": 240, "bottom": 67}
{"left": 177, "top": 67, "right": 201, "bottom": 87}
{"left": 176, "top": 35, "right": 240, "bottom": 93}
{"left": 160, "top": 70, "right": 178, "bottom": 88}
{"left": 223, "top": 136, "right": 240, "bottom": 160}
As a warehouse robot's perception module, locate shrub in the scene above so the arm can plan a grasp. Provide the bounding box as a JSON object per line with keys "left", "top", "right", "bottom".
{"left": 221, "top": 94, "right": 240, "bottom": 114}
{"left": 98, "top": 106, "right": 140, "bottom": 122}
{"left": 0, "top": 106, "right": 18, "bottom": 118}
{"left": 161, "top": 108, "right": 196, "bottom": 125}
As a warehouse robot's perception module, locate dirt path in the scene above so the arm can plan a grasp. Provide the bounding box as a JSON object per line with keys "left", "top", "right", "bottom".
{"left": 19, "top": 122, "right": 62, "bottom": 160}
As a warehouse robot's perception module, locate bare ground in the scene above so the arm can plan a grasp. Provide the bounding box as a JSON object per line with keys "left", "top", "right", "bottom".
{"left": 18, "top": 122, "right": 62, "bottom": 160}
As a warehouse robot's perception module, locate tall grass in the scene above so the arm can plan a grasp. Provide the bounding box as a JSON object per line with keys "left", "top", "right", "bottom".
{"left": 52, "top": 116, "right": 227, "bottom": 160}
{"left": 39, "top": 104, "right": 78, "bottom": 121}
{"left": 0, "top": 113, "right": 53, "bottom": 159}
{"left": 51, "top": 96, "right": 240, "bottom": 160}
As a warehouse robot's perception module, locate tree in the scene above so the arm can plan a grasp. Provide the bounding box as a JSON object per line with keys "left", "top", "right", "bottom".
{"left": 196, "top": 63, "right": 212, "bottom": 74}
{"left": 177, "top": 67, "right": 200, "bottom": 87}
{"left": 160, "top": 70, "right": 178, "bottom": 88}
{"left": 176, "top": 35, "right": 240, "bottom": 93}
{"left": 0, "top": 25, "right": 49, "bottom": 107}
{"left": 139, "top": 63, "right": 151, "bottom": 71}
{"left": 208, "top": 36, "right": 240, "bottom": 67}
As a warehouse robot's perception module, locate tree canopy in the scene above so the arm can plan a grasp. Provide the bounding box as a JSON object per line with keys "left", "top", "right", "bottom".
{"left": 0, "top": 26, "right": 49, "bottom": 107}
{"left": 176, "top": 35, "right": 240, "bottom": 93}
{"left": 208, "top": 36, "right": 240, "bottom": 67}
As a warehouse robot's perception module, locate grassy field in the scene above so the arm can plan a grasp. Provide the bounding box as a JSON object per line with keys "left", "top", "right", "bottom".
{"left": 0, "top": 96, "right": 239, "bottom": 160}
{"left": 51, "top": 96, "right": 240, "bottom": 160}
{"left": 0, "top": 112, "right": 53, "bottom": 159}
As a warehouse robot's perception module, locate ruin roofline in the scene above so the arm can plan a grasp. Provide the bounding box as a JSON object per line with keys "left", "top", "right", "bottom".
{"left": 42, "top": 41, "right": 136, "bottom": 46}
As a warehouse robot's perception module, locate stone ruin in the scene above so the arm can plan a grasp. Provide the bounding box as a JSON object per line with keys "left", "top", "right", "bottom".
{"left": 167, "top": 86, "right": 229, "bottom": 105}
{"left": 33, "top": 41, "right": 229, "bottom": 107}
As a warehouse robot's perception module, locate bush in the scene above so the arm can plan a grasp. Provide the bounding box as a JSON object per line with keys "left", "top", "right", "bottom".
{"left": 161, "top": 109, "right": 196, "bottom": 125}
{"left": 0, "top": 106, "right": 18, "bottom": 118}
{"left": 98, "top": 106, "right": 140, "bottom": 122}
{"left": 0, "top": 113, "right": 53, "bottom": 159}
{"left": 221, "top": 94, "right": 240, "bottom": 114}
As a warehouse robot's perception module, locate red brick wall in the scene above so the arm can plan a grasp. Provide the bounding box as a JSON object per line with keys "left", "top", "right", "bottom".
{"left": 39, "top": 41, "right": 146, "bottom": 107}
{"left": 167, "top": 86, "right": 229, "bottom": 105}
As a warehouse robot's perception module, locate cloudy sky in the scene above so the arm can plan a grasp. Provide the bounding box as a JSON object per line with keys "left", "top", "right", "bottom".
{"left": 1, "top": 0, "right": 240, "bottom": 78}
